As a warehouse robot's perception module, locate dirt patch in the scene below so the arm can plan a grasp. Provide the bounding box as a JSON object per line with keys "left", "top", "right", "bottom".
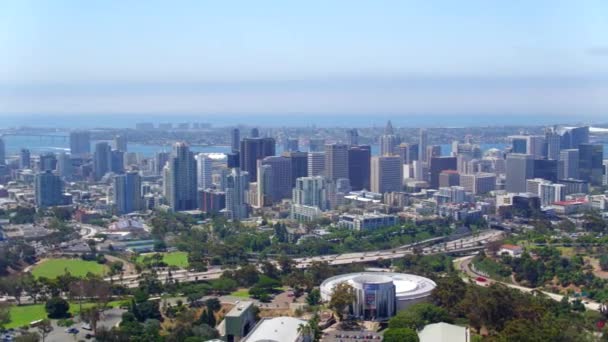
{"left": 586, "top": 257, "right": 608, "bottom": 279}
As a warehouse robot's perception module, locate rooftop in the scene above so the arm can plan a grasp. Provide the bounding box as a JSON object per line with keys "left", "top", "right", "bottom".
{"left": 242, "top": 316, "right": 306, "bottom": 342}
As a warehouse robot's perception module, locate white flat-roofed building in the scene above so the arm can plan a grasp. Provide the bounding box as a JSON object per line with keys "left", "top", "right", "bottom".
{"left": 419, "top": 322, "right": 470, "bottom": 342}
{"left": 242, "top": 316, "right": 309, "bottom": 342}
{"left": 337, "top": 212, "right": 397, "bottom": 231}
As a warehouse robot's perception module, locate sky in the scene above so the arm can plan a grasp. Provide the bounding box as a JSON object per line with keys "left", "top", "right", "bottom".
{"left": 1, "top": 0, "right": 608, "bottom": 119}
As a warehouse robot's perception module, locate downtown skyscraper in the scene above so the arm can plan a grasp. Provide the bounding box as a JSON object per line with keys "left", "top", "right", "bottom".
{"left": 113, "top": 171, "right": 142, "bottom": 215}
{"left": 164, "top": 142, "right": 198, "bottom": 211}
{"left": 70, "top": 131, "right": 91, "bottom": 156}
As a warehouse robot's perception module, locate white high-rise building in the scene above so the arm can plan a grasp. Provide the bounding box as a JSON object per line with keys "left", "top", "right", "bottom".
{"left": 379, "top": 120, "right": 398, "bottom": 156}
{"left": 196, "top": 153, "right": 213, "bottom": 190}
{"left": 291, "top": 176, "right": 332, "bottom": 221}
{"left": 224, "top": 169, "right": 249, "bottom": 220}
{"left": 113, "top": 171, "right": 142, "bottom": 215}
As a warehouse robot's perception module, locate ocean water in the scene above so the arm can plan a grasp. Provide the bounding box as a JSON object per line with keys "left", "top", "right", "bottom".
{"left": 3, "top": 134, "right": 606, "bottom": 158}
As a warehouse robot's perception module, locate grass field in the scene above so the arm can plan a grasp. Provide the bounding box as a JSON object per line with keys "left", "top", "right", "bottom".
{"left": 31, "top": 258, "right": 108, "bottom": 279}
{"left": 4, "top": 301, "right": 123, "bottom": 329}
{"left": 230, "top": 289, "right": 250, "bottom": 298}
{"left": 137, "top": 251, "right": 189, "bottom": 268}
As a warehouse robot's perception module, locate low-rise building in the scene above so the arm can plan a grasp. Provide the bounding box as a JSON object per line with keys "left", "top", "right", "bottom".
{"left": 242, "top": 317, "right": 309, "bottom": 342}
{"left": 497, "top": 244, "right": 523, "bottom": 257}
{"left": 337, "top": 212, "right": 397, "bottom": 230}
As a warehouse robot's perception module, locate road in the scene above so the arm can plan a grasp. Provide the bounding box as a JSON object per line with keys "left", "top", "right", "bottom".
{"left": 455, "top": 255, "right": 602, "bottom": 311}
{"left": 106, "top": 230, "right": 504, "bottom": 288}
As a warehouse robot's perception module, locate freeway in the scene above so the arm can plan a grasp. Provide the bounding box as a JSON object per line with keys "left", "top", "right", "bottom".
{"left": 106, "top": 229, "right": 504, "bottom": 288}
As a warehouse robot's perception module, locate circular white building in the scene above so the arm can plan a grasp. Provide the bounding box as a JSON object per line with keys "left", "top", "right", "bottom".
{"left": 320, "top": 272, "right": 436, "bottom": 321}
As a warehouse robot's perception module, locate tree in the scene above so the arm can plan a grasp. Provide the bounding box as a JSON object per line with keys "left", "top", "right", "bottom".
{"left": 388, "top": 303, "right": 451, "bottom": 330}
{"left": 383, "top": 328, "right": 419, "bottom": 342}
{"left": 328, "top": 282, "right": 355, "bottom": 320}
{"left": 45, "top": 297, "right": 70, "bottom": 319}
{"left": 306, "top": 288, "right": 321, "bottom": 306}
{"left": 81, "top": 306, "right": 101, "bottom": 334}
{"left": 600, "top": 255, "right": 608, "bottom": 271}
{"left": 205, "top": 298, "right": 221, "bottom": 313}
{"left": 0, "top": 303, "right": 10, "bottom": 327}
{"left": 37, "top": 319, "right": 53, "bottom": 342}
{"left": 431, "top": 274, "right": 466, "bottom": 315}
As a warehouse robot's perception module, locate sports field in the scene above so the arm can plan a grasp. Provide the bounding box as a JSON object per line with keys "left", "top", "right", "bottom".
{"left": 31, "top": 258, "right": 108, "bottom": 279}
{"left": 4, "top": 301, "right": 123, "bottom": 329}
{"left": 137, "top": 251, "right": 189, "bottom": 268}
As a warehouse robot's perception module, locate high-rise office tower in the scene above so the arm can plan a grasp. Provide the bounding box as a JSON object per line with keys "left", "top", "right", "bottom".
{"left": 196, "top": 153, "right": 213, "bottom": 190}
{"left": 224, "top": 168, "right": 249, "bottom": 220}
{"left": 308, "top": 138, "right": 326, "bottom": 152}
{"left": 603, "top": 160, "right": 608, "bottom": 186}
{"left": 239, "top": 137, "right": 276, "bottom": 180}
{"left": 371, "top": 155, "right": 403, "bottom": 193}
{"left": 459, "top": 173, "right": 496, "bottom": 194}
{"left": 533, "top": 159, "right": 558, "bottom": 182}
{"left": 426, "top": 145, "right": 441, "bottom": 161}
{"left": 250, "top": 128, "right": 260, "bottom": 138}
{"left": 165, "top": 142, "right": 198, "bottom": 211}
{"left": 19, "top": 149, "right": 31, "bottom": 169}
{"left": 113, "top": 171, "right": 142, "bottom": 215}
{"left": 111, "top": 150, "right": 125, "bottom": 174}
{"left": 509, "top": 135, "right": 528, "bottom": 154}
{"left": 0, "top": 137, "right": 5, "bottom": 165}
{"left": 39, "top": 153, "right": 57, "bottom": 172}
{"left": 429, "top": 156, "right": 457, "bottom": 189}
{"left": 35, "top": 170, "right": 63, "bottom": 207}
{"left": 57, "top": 152, "right": 72, "bottom": 179}
{"left": 324, "top": 144, "right": 349, "bottom": 181}
{"left": 559, "top": 149, "right": 579, "bottom": 180}
{"left": 257, "top": 163, "right": 273, "bottom": 207}
{"left": 199, "top": 189, "right": 226, "bottom": 214}
{"left": 307, "top": 152, "right": 325, "bottom": 177}
{"left": 231, "top": 128, "right": 241, "bottom": 153}
{"left": 439, "top": 170, "right": 460, "bottom": 188}
{"left": 526, "top": 136, "right": 546, "bottom": 158}
{"left": 545, "top": 127, "right": 561, "bottom": 160}
{"left": 419, "top": 128, "right": 428, "bottom": 162}
{"left": 578, "top": 144, "right": 604, "bottom": 185}
{"left": 347, "top": 129, "right": 359, "bottom": 146}
{"left": 505, "top": 153, "right": 534, "bottom": 193}
{"left": 93, "top": 142, "right": 112, "bottom": 181}
{"left": 559, "top": 126, "right": 589, "bottom": 149}
{"left": 113, "top": 135, "right": 128, "bottom": 152}
{"left": 379, "top": 120, "right": 398, "bottom": 156}
{"left": 348, "top": 145, "right": 371, "bottom": 191}
{"left": 70, "top": 131, "right": 91, "bottom": 156}
{"left": 260, "top": 156, "right": 292, "bottom": 203}
{"left": 285, "top": 151, "right": 308, "bottom": 186}
{"left": 154, "top": 152, "right": 170, "bottom": 175}
{"left": 397, "top": 143, "right": 419, "bottom": 165}
{"left": 284, "top": 138, "right": 299, "bottom": 152}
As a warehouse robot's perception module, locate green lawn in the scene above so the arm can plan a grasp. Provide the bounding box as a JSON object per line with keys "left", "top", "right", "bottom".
{"left": 137, "top": 251, "right": 189, "bottom": 268}
{"left": 4, "top": 300, "right": 123, "bottom": 329}
{"left": 230, "top": 289, "right": 250, "bottom": 298}
{"left": 31, "top": 258, "right": 108, "bottom": 279}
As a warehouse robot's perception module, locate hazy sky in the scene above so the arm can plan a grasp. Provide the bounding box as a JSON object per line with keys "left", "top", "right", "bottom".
{"left": 1, "top": 1, "right": 608, "bottom": 117}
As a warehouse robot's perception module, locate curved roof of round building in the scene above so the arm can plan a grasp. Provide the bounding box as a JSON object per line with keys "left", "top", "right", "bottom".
{"left": 320, "top": 272, "right": 436, "bottom": 301}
